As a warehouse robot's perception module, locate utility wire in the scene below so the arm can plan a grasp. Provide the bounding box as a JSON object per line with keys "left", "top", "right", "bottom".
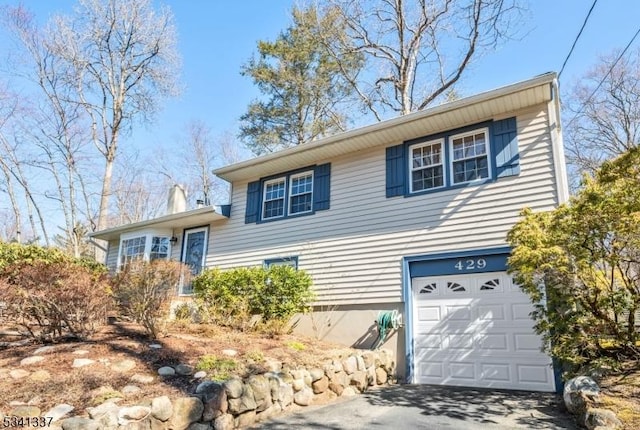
{"left": 558, "top": 0, "right": 599, "bottom": 79}
{"left": 565, "top": 25, "right": 640, "bottom": 130}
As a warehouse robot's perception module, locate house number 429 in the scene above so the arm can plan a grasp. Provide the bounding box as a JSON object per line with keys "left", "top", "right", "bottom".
{"left": 454, "top": 258, "right": 486, "bottom": 271}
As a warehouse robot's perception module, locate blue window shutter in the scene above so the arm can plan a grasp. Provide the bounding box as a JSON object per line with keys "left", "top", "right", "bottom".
{"left": 386, "top": 144, "right": 406, "bottom": 197}
{"left": 492, "top": 117, "right": 520, "bottom": 178}
{"left": 313, "top": 163, "right": 331, "bottom": 211}
{"left": 245, "top": 181, "right": 261, "bottom": 224}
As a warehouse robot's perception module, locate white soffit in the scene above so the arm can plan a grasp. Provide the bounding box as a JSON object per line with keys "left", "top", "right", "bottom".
{"left": 214, "top": 73, "right": 555, "bottom": 183}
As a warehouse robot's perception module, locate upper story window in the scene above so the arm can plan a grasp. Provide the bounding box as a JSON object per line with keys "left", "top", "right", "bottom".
{"left": 451, "top": 129, "right": 490, "bottom": 184}
{"left": 263, "top": 178, "right": 286, "bottom": 219}
{"left": 289, "top": 171, "right": 313, "bottom": 215}
{"left": 410, "top": 139, "right": 444, "bottom": 192}
{"left": 386, "top": 117, "right": 520, "bottom": 199}
{"left": 245, "top": 164, "right": 331, "bottom": 224}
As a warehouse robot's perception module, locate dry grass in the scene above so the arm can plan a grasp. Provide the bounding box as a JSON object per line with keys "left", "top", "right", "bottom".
{"left": 598, "top": 365, "right": 640, "bottom": 430}
{"left": 0, "top": 321, "right": 352, "bottom": 414}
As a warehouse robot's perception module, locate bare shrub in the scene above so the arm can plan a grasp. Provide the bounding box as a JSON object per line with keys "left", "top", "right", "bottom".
{"left": 0, "top": 260, "right": 111, "bottom": 342}
{"left": 111, "top": 259, "right": 188, "bottom": 339}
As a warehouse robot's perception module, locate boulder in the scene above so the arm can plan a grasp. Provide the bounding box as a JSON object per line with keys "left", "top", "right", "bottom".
{"left": 332, "top": 359, "right": 343, "bottom": 373}
{"left": 193, "top": 371, "right": 207, "bottom": 379}
{"left": 356, "top": 355, "right": 366, "bottom": 371}
{"left": 235, "top": 410, "right": 257, "bottom": 428}
{"left": 309, "top": 368, "right": 324, "bottom": 382}
{"left": 293, "top": 386, "right": 313, "bottom": 406}
{"left": 187, "top": 424, "right": 210, "bottom": 430}
{"left": 87, "top": 401, "right": 120, "bottom": 420}
{"left": 20, "top": 356, "right": 45, "bottom": 366}
{"left": 45, "top": 404, "right": 74, "bottom": 423}
{"left": 312, "top": 376, "right": 329, "bottom": 394}
{"left": 169, "top": 397, "right": 204, "bottom": 430}
{"left": 564, "top": 376, "right": 600, "bottom": 414}
{"left": 278, "top": 383, "right": 294, "bottom": 409}
{"left": 151, "top": 396, "right": 173, "bottom": 422}
{"left": 341, "top": 386, "right": 357, "bottom": 397}
{"left": 329, "top": 381, "right": 345, "bottom": 396}
{"left": 350, "top": 370, "right": 368, "bottom": 392}
{"left": 292, "top": 379, "right": 305, "bottom": 392}
{"left": 228, "top": 385, "right": 257, "bottom": 415}
{"left": 197, "top": 382, "right": 227, "bottom": 421}
{"left": 60, "top": 417, "right": 101, "bottom": 430}
{"left": 362, "top": 352, "right": 377, "bottom": 368}
{"left": 176, "top": 364, "right": 194, "bottom": 376}
{"left": 213, "top": 414, "right": 234, "bottom": 430}
{"left": 584, "top": 408, "right": 622, "bottom": 430}
{"left": 158, "top": 366, "right": 175, "bottom": 377}
{"left": 375, "top": 367, "right": 388, "bottom": 385}
{"left": 248, "top": 374, "right": 272, "bottom": 412}
{"left": 118, "top": 406, "right": 151, "bottom": 425}
{"left": 223, "top": 378, "right": 243, "bottom": 399}
{"left": 342, "top": 356, "right": 357, "bottom": 375}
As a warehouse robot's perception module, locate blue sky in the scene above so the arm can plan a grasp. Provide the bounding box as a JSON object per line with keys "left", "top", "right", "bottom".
{"left": 4, "top": 0, "right": 640, "bottom": 159}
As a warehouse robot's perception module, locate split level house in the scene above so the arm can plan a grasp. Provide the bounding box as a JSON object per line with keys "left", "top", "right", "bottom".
{"left": 90, "top": 72, "right": 569, "bottom": 393}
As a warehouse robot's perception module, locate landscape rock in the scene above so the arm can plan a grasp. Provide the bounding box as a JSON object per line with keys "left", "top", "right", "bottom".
{"left": 72, "top": 349, "right": 89, "bottom": 355}
{"left": 309, "top": 368, "right": 324, "bottom": 382}
{"left": 198, "top": 382, "right": 227, "bottom": 421}
{"left": 151, "top": 396, "right": 173, "bottom": 422}
{"left": 45, "top": 404, "right": 74, "bottom": 422}
{"left": 342, "top": 356, "right": 357, "bottom": 374}
{"left": 236, "top": 410, "right": 257, "bottom": 427}
{"left": 149, "top": 344, "right": 162, "bottom": 349}
{"left": 329, "top": 381, "right": 345, "bottom": 396}
{"left": 33, "top": 345, "right": 55, "bottom": 355}
{"left": 10, "top": 405, "right": 41, "bottom": 417}
{"left": 60, "top": 417, "right": 100, "bottom": 430}
{"left": 131, "top": 374, "right": 155, "bottom": 384}
{"left": 170, "top": 397, "right": 204, "bottom": 430}
{"left": 193, "top": 371, "right": 207, "bottom": 379}
{"left": 221, "top": 349, "right": 237, "bottom": 357}
{"left": 362, "top": 351, "right": 376, "bottom": 368}
{"left": 584, "top": 408, "right": 622, "bottom": 430}
{"left": 350, "top": 370, "right": 368, "bottom": 392}
{"left": 312, "top": 376, "right": 329, "bottom": 394}
{"left": 187, "top": 424, "right": 210, "bottom": 430}
{"left": 375, "top": 367, "right": 388, "bottom": 385}
{"left": 293, "top": 387, "right": 313, "bottom": 406}
{"left": 9, "top": 369, "right": 30, "bottom": 379}
{"left": 20, "top": 356, "right": 45, "bottom": 366}
{"left": 278, "top": 383, "right": 294, "bottom": 408}
{"left": 341, "top": 386, "right": 357, "bottom": 397}
{"left": 292, "top": 379, "right": 305, "bottom": 392}
{"left": 72, "top": 358, "right": 95, "bottom": 368}
{"left": 248, "top": 374, "right": 272, "bottom": 412}
{"left": 111, "top": 359, "right": 136, "bottom": 373}
{"left": 356, "top": 355, "right": 366, "bottom": 371}
{"left": 118, "top": 405, "right": 151, "bottom": 424}
{"left": 158, "top": 366, "right": 175, "bottom": 376}
{"left": 332, "top": 359, "right": 343, "bottom": 373}
{"left": 87, "top": 401, "right": 120, "bottom": 420}
{"left": 564, "top": 376, "right": 600, "bottom": 414}
{"left": 228, "top": 385, "right": 257, "bottom": 415}
{"left": 29, "top": 370, "right": 51, "bottom": 382}
{"left": 213, "top": 414, "right": 234, "bottom": 430}
{"left": 223, "top": 378, "right": 244, "bottom": 399}
{"left": 122, "top": 385, "right": 142, "bottom": 396}
{"left": 176, "top": 364, "right": 194, "bottom": 376}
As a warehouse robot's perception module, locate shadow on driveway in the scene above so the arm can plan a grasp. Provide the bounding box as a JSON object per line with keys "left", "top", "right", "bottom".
{"left": 255, "top": 384, "right": 577, "bottom": 430}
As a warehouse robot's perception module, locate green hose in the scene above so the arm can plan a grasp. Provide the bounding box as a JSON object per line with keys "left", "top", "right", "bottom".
{"left": 373, "top": 310, "right": 400, "bottom": 349}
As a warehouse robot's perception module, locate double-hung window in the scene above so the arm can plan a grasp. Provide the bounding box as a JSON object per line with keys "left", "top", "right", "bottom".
{"left": 261, "top": 171, "right": 314, "bottom": 220}
{"left": 450, "top": 128, "right": 490, "bottom": 184}
{"left": 410, "top": 139, "right": 444, "bottom": 192}
{"left": 289, "top": 172, "right": 313, "bottom": 215}
{"left": 263, "top": 178, "right": 286, "bottom": 219}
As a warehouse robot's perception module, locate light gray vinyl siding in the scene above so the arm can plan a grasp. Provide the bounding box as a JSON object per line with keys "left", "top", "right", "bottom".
{"left": 106, "top": 239, "right": 119, "bottom": 272}
{"left": 209, "top": 105, "right": 560, "bottom": 305}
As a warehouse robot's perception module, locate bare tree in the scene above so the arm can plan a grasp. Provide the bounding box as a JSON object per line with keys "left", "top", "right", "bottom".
{"left": 319, "top": 0, "right": 526, "bottom": 119}
{"left": 564, "top": 48, "right": 640, "bottom": 184}
{"left": 47, "top": 0, "right": 181, "bottom": 232}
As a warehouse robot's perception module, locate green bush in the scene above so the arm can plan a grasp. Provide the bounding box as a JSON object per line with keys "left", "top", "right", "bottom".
{"left": 193, "top": 265, "right": 315, "bottom": 330}
{"left": 0, "top": 242, "right": 111, "bottom": 341}
{"left": 508, "top": 146, "right": 640, "bottom": 372}
{"left": 111, "top": 259, "right": 188, "bottom": 339}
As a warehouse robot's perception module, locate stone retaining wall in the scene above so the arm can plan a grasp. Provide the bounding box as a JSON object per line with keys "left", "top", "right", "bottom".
{"left": 55, "top": 349, "right": 395, "bottom": 430}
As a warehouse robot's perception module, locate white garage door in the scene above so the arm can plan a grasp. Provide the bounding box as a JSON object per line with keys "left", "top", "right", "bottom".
{"left": 412, "top": 272, "right": 554, "bottom": 392}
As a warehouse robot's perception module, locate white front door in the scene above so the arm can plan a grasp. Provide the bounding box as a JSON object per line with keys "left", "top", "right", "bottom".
{"left": 412, "top": 272, "right": 554, "bottom": 392}
{"left": 180, "top": 227, "right": 208, "bottom": 295}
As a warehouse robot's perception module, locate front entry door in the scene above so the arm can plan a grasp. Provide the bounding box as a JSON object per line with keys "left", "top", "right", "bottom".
{"left": 180, "top": 227, "right": 208, "bottom": 294}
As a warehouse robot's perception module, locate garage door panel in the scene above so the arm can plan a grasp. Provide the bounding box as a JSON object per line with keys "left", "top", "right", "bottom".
{"left": 413, "top": 271, "right": 554, "bottom": 392}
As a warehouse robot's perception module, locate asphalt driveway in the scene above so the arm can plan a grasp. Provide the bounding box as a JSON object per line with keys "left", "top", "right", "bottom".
{"left": 254, "top": 385, "right": 578, "bottom": 430}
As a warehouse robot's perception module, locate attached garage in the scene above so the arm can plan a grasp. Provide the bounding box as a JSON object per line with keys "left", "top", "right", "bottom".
{"left": 404, "top": 248, "right": 556, "bottom": 392}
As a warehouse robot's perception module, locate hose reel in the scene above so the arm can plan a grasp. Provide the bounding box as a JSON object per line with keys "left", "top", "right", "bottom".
{"left": 373, "top": 310, "right": 403, "bottom": 349}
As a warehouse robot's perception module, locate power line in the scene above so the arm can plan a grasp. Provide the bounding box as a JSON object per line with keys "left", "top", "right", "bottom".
{"left": 558, "top": 0, "right": 599, "bottom": 79}
{"left": 565, "top": 25, "right": 640, "bottom": 130}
